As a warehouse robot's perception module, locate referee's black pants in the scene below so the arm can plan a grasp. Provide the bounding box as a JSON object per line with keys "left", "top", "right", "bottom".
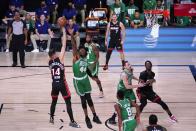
{"left": 12, "top": 34, "right": 25, "bottom": 66}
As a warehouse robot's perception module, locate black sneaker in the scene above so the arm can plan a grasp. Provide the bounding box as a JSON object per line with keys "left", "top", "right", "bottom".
{"left": 93, "top": 116, "right": 102, "bottom": 124}
{"left": 103, "top": 64, "right": 108, "bottom": 70}
{"left": 85, "top": 117, "right": 92, "bottom": 129}
{"left": 50, "top": 116, "right": 54, "bottom": 124}
{"left": 21, "top": 65, "right": 26, "bottom": 68}
{"left": 12, "top": 63, "right": 17, "bottom": 67}
{"left": 108, "top": 114, "right": 117, "bottom": 125}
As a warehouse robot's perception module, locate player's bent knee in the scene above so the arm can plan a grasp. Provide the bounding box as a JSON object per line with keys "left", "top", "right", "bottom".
{"left": 51, "top": 95, "right": 58, "bottom": 100}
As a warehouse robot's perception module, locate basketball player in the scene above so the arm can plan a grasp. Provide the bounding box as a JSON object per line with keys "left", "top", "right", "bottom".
{"left": 103, "top": 13, "right": 126, "bottom": 70}
{"left": 71, "top": 35, "right": 102, "bottom": 129}
{"left": 115, "top": 90, "right": 140, "bottom": 131}
{"left": 136, "top": 60, "right": 178, "bottom": 123}
{"left": 85, "top": 34, "right": 104, "bottom": 98}
{"left": 144, "top": 114, "right": 167, "bottom": 131}
{"left": 48, "top": 26, "right": 80, "bottom": 128}
{"left": 109, "top": 61, "right": 143, "bottom": 124}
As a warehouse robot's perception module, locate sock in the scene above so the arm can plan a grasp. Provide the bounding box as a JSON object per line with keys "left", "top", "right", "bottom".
{"left": 121, "top": 60, "right": 125, "bottom": 67}
{"left": 106, "top": 50, "right": 113, "bottom": 65}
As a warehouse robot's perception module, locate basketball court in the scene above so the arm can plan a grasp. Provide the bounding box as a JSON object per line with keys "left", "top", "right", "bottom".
{"left": 0, "top": 52, "right": 196, "bottom": 131}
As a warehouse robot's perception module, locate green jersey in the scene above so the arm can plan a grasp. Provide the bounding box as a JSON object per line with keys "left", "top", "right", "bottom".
{"left": 143, "top": 0, "right": 157, "bottom": 10}
{"left": 118, "top": 70, "right": 136, "bottom": 101}
{"left": 125, "top": 5, "right": 139, "bottom": 17}
{"left": 110, "top": 2, "right": 126, "bottom": 23}
{"left": 85, "top": 43, "right": 100, "bottom": 76}
{"left": 73, "top": 58, "right": 88, "bottom": 78}
{"left": 118, "top": 69, "right": 133, "bottom": 91}
{"left": 176, "top": 16, "right": 190, "bottom": 27}
{"left": 117, "top": 98, "right": 134, "bottom": 122}
{"left": 130, "top": 14, "right": 144, "bottom": 25}
{"left": 85, "top": 43, "right": 97, "bottom": 64}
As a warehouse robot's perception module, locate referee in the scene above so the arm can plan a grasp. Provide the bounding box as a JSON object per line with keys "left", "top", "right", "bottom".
{"left": 7, "top": 11, "right": 28, "bottom": 68}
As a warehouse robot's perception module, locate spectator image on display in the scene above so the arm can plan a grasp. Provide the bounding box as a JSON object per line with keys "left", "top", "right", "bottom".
{"left": 73, "top": 0, "right": 87, "bottom": 27}
{"left": 63, "top": 1, "right": 77, "bottom": 21}
{"left": 143, "top": 0, "right": 157, "bottom": 10}
{"left": 30, "top": 14, "right": 53, "bottom": 53}
{"left": 110, "top": 0, "right": 126, "bottom": 24}
{"left": 45, "top": 0, "right": 58, "bottom": 24}
{"left": 66, "top": 19, "right": 80, "bottom": 49}
{"left": 125, "top": 0, "right": 139, "bottom": 18}
{"left": 35, "top": 0, "right": 50, "bottom": 21}
{"left": 130, "top": 10, "right": 144, "bottom": 28}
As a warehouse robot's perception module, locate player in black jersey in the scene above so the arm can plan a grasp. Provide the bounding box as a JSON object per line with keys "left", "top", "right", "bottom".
{"left": 136, "top": 61, "right": 177, "bottom": 123}
{"left": 144, "top": 114, "right": 167, "bottom": 131}
{"left": 103, "top": 13, "right": 126, "bottom": 70}
{"left": 48, "top": 26, "right": 80, "bottom": 128}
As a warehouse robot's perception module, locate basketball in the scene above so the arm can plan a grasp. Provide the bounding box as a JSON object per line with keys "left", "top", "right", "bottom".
{"left": 163, "top": 10, "right": 170, "bottom": 18}
{"left": 57, "top": 17, "right": 66, "bottom": 27}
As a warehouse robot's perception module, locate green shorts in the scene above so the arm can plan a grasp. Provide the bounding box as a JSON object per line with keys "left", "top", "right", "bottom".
{"left": 124, "top": 90, "right": 136, "bottom": 101}
{"left": 87, "top": 62, "right": 99, "bottom": 76}
{"left": 73, "top": 75, "right": 92, "bottom": 96}
{"left": 123, "top": 119, "right": 137, "bottom": 131}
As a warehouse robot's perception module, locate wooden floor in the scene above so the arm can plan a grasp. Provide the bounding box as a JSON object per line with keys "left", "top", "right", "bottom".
{"left": 0, "top": 52, "right": 196, "bottom": 131}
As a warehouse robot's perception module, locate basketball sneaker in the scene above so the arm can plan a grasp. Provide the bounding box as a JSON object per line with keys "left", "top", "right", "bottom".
{"left": 108, "top": 113, "right": 117, "bottom": 125}
{"left": 170, "top": 115, "right": 178, "bottom": 123}
{"left": 69, "top": 121, "right": 80, "bottom": 128}
{"left": 93, "top": 115, "right": 102, "bottom": 124}
{"left": 103, "top": 64, "right": 108, "bottom": 70}
{"left": 85, "top": 116, "right": 92, "bottom": 129}
{"left": 49, "top": 116, "right": 54, "bottom": 124}
{"left": 99, "top": 91, "right": 104, "bottom": 98}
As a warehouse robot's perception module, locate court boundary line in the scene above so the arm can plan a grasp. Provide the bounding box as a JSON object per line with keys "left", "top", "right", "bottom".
{"left": 0, "top": 104, "right": 3, "bottom": 115}
{"left": 0, "top": 64, "right": 195, "bottom": 82}
{"left": 0, "top": 64, "right": 193, "bottom": 68}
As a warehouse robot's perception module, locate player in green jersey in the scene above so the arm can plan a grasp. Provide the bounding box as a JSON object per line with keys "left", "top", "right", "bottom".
{"left": 71, "top": 35, "right": 102, "bottom": 129}
{"left": 85, "top": 34, "right": 104, "bottom": 98}
{"left": 115, "top": 90, "right": 140, "bottom": 131}
{"left": 109, "top": 61, "right": 143, "bottom": 124}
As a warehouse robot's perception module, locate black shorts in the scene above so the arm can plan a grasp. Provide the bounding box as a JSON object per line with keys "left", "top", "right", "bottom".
{"left": 51, "top": 80, "right": 71, "bottom": 100}
{"left": 136, "top": 88, "right": 161, "bottom": 102}
{"left": 108, "top": 39, "right": 123, "bottom": 52}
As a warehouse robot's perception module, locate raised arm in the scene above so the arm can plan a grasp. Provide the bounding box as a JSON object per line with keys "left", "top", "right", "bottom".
{"left": 59, "top": 27, "right": 67, "bottom": 63}
{"left": 71, "top": 35, "right": 78, "bottom": 63}
{"left": 114, "top": 104, "right": 122, "bottom": 131}
{"left": 92, "top": 44, "right": 99, "bottom": 63}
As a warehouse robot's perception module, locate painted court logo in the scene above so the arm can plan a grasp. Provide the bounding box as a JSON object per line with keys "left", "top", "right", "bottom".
{"left": 144, "top": 35, "right": 158, "bottom": 48}
{"left": 189, "top": 8, "right": 196, "bottom": 14}
{"left": 144, "top": 24, "right": 160, "bottom": 48}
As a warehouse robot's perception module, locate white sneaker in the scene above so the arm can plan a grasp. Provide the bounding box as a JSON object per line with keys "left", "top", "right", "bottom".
{"left": 45, "top": 49, "right": 49, "bottom": 53}
{"left": 31, "top": 49, "right": 39, "bottom": 52}
{"left": 99, "top": 91, "right": 104, "bottom": 98}
{"left": 5, "top": 49, "right": 9, "bottom": 52}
